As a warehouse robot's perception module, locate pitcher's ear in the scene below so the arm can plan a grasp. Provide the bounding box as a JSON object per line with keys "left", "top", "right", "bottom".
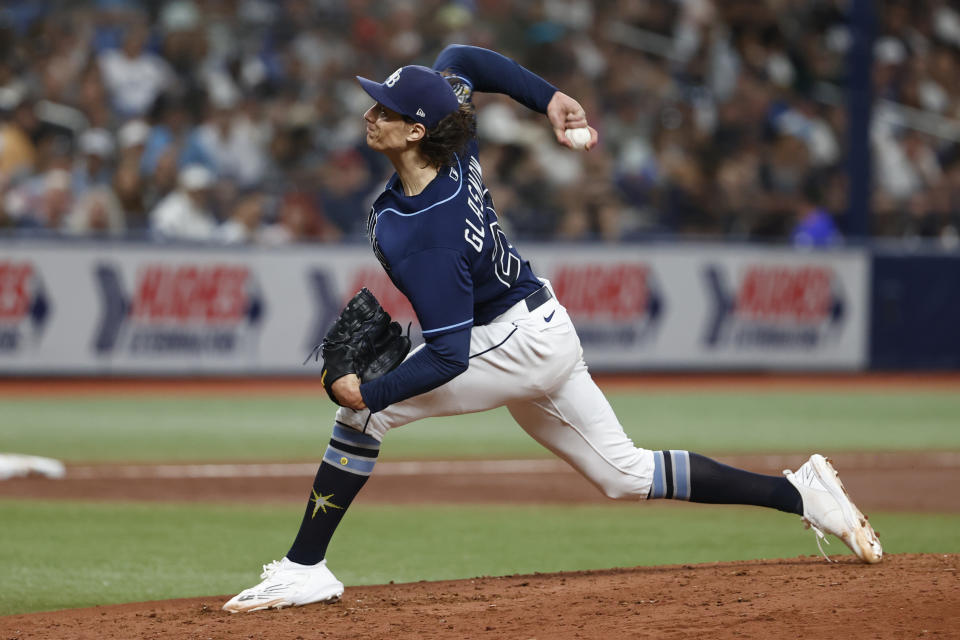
{"left": 407, "top": 122, "right": 426, "bottom": 143}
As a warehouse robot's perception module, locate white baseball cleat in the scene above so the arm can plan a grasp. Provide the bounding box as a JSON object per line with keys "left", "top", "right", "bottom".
{"left": 784, "top": 454, "right": 883, "bottom": 564}
{"left": 222, "top": 558, "right": 344, "bottom": 613}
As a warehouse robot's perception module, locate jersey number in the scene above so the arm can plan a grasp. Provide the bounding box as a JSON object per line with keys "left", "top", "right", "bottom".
{"left": 490, "top": 222, "right": 521, "bottom": 287}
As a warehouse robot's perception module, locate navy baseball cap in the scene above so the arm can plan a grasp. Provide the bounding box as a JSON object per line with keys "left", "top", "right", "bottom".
{"left": 356, "top": 65, "right": 460, "bottom": 130}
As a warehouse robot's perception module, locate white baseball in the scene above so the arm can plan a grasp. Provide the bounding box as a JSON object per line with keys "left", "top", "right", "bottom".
{"left": 564, "top": 127, "right": 591, "bottom": 150}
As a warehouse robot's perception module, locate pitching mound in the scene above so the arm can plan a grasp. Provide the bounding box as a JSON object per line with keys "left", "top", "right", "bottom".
{"left": 2, "top": 554, "right": 956, "bottom": 639}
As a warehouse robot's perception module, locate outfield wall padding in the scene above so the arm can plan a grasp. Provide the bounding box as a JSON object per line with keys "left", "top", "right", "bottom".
{"left": 8, "top": 238, "right": 951, "bottom": 374}
{"left": 870, "top": 252, "right": 960, "bottom": 370}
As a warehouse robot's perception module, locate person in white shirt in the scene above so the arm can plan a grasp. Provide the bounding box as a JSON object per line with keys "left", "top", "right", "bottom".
{"left": 192, "top": 86, "right": 268, "bottom": 188}
{"left": 149, "top": 164, "right": 217, "bottom": 240}
{"left": 97, "top": 24, "right": 174, "bottom": 118}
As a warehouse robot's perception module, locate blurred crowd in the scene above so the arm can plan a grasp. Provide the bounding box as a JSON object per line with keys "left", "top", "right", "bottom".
{"left": 1, "top": 0, "right": 959, "bottom": 246}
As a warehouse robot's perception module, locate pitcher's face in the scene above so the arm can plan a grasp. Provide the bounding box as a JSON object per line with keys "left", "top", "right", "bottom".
{"left": 363, "top": 102, "right": 414, "bottom": 153}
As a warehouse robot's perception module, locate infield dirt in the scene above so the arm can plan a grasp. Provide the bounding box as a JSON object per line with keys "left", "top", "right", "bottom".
{"left": 1, "top": 554, "right": 956, "bottom": 639}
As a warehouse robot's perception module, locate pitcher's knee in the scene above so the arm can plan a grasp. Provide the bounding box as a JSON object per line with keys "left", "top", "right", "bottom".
{"left": 334, "top": 407, "right": 386, "bottom": 442}
{"left": 596, "top": 471, "right": 650, "bottom": 501}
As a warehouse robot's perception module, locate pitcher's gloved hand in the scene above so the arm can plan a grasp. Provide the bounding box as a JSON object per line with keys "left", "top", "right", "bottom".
{"left": 310, "top": 288, "right": 411, "bottom": 406}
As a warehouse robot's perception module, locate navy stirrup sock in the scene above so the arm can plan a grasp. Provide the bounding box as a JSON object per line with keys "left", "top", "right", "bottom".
{"left": 286, "top": 423, "right": 380, "bottom": 565}
{"left": 648, "top": 450, "right": 802, "bottom": 515}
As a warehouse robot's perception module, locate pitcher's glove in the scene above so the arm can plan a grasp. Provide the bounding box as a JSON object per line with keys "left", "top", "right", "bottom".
{"left": 309, "top": 288, "right": 411, "bottom": 406}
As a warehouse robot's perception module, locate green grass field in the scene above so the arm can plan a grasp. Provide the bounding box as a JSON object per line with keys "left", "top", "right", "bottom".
{"left": 2, "top": 499, "right": 957, "bottom": 616}
{"left": 1, "top": 388, "right": 958, "bottom": 616}
{"left": 3, "top": 390, "right": 959, "bottom": 462}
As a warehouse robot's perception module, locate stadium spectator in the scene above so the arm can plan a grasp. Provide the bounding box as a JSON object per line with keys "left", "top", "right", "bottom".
{"left": 316, "top": 148, "right": 379, "bottom": 237}
{"left": 113, "top": 158, "right": 149, "bottom": 230}
{"left": 97, "top": 22, "right": 174, "bottom": 118}
{"left": 117, "top": 119, "right": 151, "bottom": 166}
{"left": 191, "top": 88, "right": 269, "bottom": 189}
{"left": 140, "top": 95, "right": 210, "bottom": 175}
{"left": 0, "top": 0, "right": 957, "bottom": 245}
{"left": 217, "top": 191, "right": 265, "bottom": 244}
{"left": 0, "top": 96, "right": 37, "bottom": 179}
{"left": 791, "top": 180, "right": 842, "bottom": 248}
{"left": 34, "top": 169, "right": 74, "bottom": 231}
{"left": 149, "top": 164, "right": 217, "bottom": 241}
{"left": 259, "top": 191, "right": 341, "bottom": 245}
{"left": 64, "top": 185, "right": 126, "bottom": 236}
{"left": 143, "top": 145, "right": 180, "bottom": 213}
{"left": 72, "top": 128, "right": 115, "bottom": 196}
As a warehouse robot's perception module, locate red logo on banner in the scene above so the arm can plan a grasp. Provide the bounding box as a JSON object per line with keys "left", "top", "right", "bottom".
{"left": 0, "top": 261, "right": 32, "bottom": 320}
{"left": 132, "top": 264, "right": 250, "bottom": 324}
{"left": 735, "top": 266, "right": 832, "bottom": 324}
{"left": 552, "top": 264, "right": 650, "bottom": 321}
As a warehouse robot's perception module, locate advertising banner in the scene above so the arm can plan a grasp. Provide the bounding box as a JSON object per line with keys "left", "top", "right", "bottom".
{"left": 522, "top": 244, "right": 869, "bottom": 370}
{"left": 0, "top": 241, "right": 869, "bottom": 374}
{"left": 0, "top": 243, "right": 392, "bottom": 374}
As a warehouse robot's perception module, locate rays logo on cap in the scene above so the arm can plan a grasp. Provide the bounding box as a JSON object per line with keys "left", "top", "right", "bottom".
{"left": 356, "top": 65, "right": 460, "bottom": 129}
{"left": 385, "top": 68, "right": 402, "bottom": 87}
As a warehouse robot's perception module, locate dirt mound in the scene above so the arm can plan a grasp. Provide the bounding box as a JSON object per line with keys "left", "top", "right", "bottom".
{"left": 2, "top": 554, "right": 956, "bottom": 639}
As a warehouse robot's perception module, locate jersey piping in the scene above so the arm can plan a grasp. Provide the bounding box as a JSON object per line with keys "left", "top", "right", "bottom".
{"left": 375, "top": 154, "right": 463, "bottom": 219}
{"left": 421, "top": 317, "right": 474, "bottom": 335}
{"left": 468, "top": 326, "right": 518, "bottom": 359}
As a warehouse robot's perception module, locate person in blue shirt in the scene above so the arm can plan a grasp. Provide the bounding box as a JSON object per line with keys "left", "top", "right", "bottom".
{"left": 223, "top": 45, "right": 881, "bottom": 613}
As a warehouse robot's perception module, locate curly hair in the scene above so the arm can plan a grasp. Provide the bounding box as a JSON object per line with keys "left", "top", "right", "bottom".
{"left": 417, "top": 101, "right": 476, "bottom": 169}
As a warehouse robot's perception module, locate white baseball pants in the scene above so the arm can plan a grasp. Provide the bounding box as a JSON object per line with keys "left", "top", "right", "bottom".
{"left": 336, "top": 281, "right": 656, "bottom": 500}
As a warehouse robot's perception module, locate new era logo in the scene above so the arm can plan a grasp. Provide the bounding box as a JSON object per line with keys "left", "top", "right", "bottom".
{"left": 416, "top": 108, "right": 426, "bottom": 118}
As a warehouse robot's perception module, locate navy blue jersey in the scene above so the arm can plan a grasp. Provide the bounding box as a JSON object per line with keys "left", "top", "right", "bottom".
{"left": 358, "top": 45, "right": 557, "bottom": 413}
{"left": 368, "top": 137, "right": 541, "bottom": 338}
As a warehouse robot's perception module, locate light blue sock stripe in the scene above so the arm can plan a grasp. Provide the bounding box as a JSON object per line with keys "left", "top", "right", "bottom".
{"left": 650, "top": 450, "right": 666, "bottom": 499}
{"left": 671, "top": 450, "right": 691, "bottom": 500}
{"left": 323, "top": 445, "right": 377, "bottom": 476}
{"left": 333, "top": 423, "right": 380, "bottom": 449}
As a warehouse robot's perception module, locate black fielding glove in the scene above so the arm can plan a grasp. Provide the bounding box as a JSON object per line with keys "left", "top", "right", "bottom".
{"left": 313, "top": 288, "right": 411, "bottom": 405}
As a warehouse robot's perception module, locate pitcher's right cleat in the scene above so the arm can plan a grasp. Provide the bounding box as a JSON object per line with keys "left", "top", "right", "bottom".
{"left": 784, "top": 454, "right": 883, "bottom": 564}
{"left": 222, "top": 558, "right": 344, "bottom": 613}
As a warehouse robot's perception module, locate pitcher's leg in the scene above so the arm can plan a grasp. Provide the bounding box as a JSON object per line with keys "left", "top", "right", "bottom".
{"left": 508, "top": 359, "right": 803, "bottom": 513}
{"left": 508, "top": 359, "right": 655, "bottom": 500}
{"left": 648, "top": 450, "right": 801, "bottom": 513}
{"left": 286, "top": 424, "right": 381, "bottom": 565}
{"left": 339, "top": 321, "right": 578, "bottom": 441}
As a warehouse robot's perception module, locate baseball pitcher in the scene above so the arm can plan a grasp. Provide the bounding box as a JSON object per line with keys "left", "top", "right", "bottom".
{"left": 223, "top": 45, "right": 881, "bottom": 613}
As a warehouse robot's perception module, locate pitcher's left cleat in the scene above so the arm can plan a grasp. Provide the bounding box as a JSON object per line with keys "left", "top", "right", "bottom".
{"left": 222, "top": 558, "right": 344, "bottom": 613}
{"left": 784, "top": 454, "right": 883, "bottom": 564}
